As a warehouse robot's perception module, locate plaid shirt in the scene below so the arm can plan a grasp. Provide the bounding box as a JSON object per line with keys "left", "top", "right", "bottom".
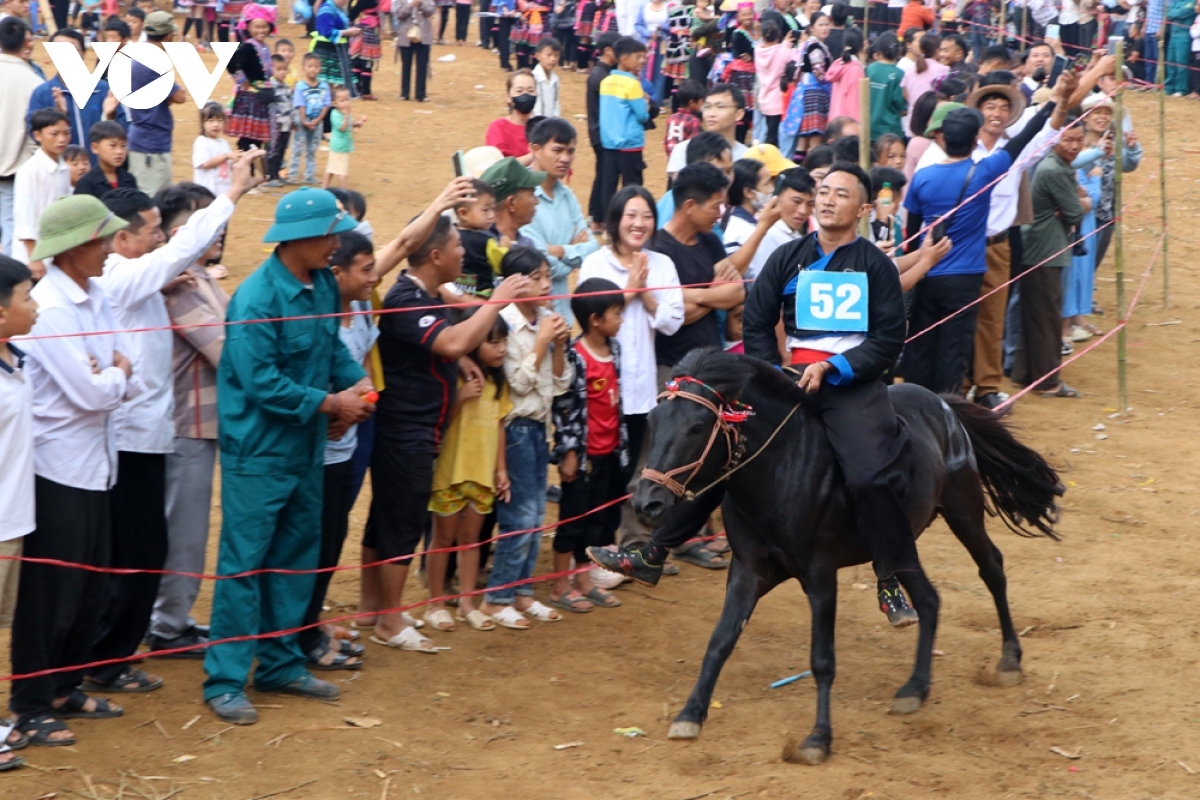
{"left": 664, "top": 110, "right": 702, "bottom": 157}
{"left": 1145, "top": 0, "right": 1165, "bottom": 34}
{"left": 165, "top": 265, "right": 228, "bottom": 440}
{"left": 552, "top": 337, "right": 629, "bottom": 473}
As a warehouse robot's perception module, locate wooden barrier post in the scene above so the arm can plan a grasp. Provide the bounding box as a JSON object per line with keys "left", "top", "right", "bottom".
{"left": 1114, "top": 41, "right": 1128, "bottom": 413}
{"left": 859, "top": 76, "right": 872, "bottom": 238}
{"left": 1156, "top": 28, "right": 1169, "bottom": 306}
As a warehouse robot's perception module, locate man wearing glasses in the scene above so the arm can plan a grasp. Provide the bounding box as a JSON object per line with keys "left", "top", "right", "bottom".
{"left": 665, "top": 84, "right": 751, "bottom": 180}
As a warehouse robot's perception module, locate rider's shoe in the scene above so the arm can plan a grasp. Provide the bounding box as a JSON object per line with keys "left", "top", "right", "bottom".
{"left": 878, "top": 579, "right": 919, "bottom": 628}
{"left": 586, "top": 545, "right": 663, "bottom": 587}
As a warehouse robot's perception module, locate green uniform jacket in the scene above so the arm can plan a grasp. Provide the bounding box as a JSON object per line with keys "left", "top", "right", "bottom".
{"left": 217, "top": 253, "right": 366, "bottom": 475}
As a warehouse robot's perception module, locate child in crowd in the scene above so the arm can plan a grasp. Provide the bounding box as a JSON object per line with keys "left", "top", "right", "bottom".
{"left": 549, "top": 278, "right": 628, "bottom": 613}
{"left": 266, "top": 54, "right": 294, "bottom": 186}
{"left": 325, "top": 86, "right": 366, "bottom": 189}
{"left": 455, "top": 180, "right": 501, "bottom": 298}
{"left": 79, "top": 0, "right": 101, "bottom": 40}
{"left": 63, "top": 145, "right": 91, "bottom": 188}
{"left": 193, "top": 102, "right": 235, "bottom": 197}
{"left": 868, "top": 166, "right": 905, "bottom": 247}
{"left": 124, "top": 6, "right": 144, "bottom": 40}
{"left": 102, "top": 16, "right": 131, "bottom": 45}
{"left": 424, "top": 309, "right": 512, "bottom": 633}
{"left": 275, "top": 38, "right": 300, "bottom": 86}
{"left": 824, "top": 26, "right": 864, "bottom": 123}
{"left": 873, "top": 133, "right": 906, "bottom": 170}
{"left": 13, "top": 109, "right": 71, "bottom": 272}
{"left": 513, "top": 0, "right": 551, "bottom": 69}
{"left": 553, "top": 0, "right": 576, "bottom": 68}
{"left": 478, "top": 246, "right": 573, "bottom": 630}
{"left": 664, "top": 79, "right": 704, "bottom": 157}
{"left": 753, "top": 16, "right": 795, "bottom": 148}
{"left": 596, "top": 36, "right": 649, "bottom": 220}
{"left": 723, "top": 303, "right": 743, "bottom": 353}
{"left": 533, "top": 37, "right": 562, "bottom": 116}
{"left": 75, "top": 120, "right": 137, "bottom": 200}
{"left": 866, "top": 32, "right": 906, "bottom": 141}
{"left": 291, "top": 53, "right": 332, "bottom": 186}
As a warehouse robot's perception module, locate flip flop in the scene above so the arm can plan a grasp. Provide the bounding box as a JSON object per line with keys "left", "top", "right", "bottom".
{"left": 82, "top": 667, "right": 162, "bottom": 694}
{"left": 1040, "top": 382, "right": 1081, "bottom": 398}
{"left": 583, "top": 586, "right": 622, "bottom": 608}
{"left": 522, "top": 601, "right": 563, "bottom": 622}
{"left": 425, "top": 608, "right": 457, "bottom": 631}
{"left": 489, "top": 606, "right": 531, "bottom": 630}
{"left": 54, "top": 691, "right": 123, "bottom": 720}
{"left": 547, "top": 590, "right": 593, "bottom": 614}
{"left": 369, "top": 626, "right": 438, "bottom": 653}
{"left": 456, "top": 609, "right": 496, "bottom": 631}
{"left": 0, "top": 748, "right": 23, "bottom": 772}
{"left": 306, "top": 639, "right": 364, "bottom": 671}
{"left": 673, "top": 541, "right": 729, "bottom": 570}
{"left": 5, "top": 724, "right": 29, "bottom": 751}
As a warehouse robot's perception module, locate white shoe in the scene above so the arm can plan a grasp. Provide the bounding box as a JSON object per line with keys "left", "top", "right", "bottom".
{"left": 1071, "top": 325, "right": 1093, "bottom": 343}
{"left": 589, "top": 566, "right": 627, "bottom": 590}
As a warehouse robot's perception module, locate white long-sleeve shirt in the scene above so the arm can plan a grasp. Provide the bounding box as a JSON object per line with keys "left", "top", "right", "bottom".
{"left": 616, "top": 0, "right": 647, "bottom": 36}
{"left": 19, "top": 265, "right": 143, "bottom": 491}
{"left": 12, "top": 149, "right": 72, "bottom": 264}
{"left": 97, "top": 194, "right": 235, "bottom": 454}
{"left": 973, "top": 105, "right": 1063, "bottom": 237}
{"left": 500, "top": 304, "right": 574, "bottom": 426}
{"left": 579, "top": 247, "right": 684, "bottom": 414}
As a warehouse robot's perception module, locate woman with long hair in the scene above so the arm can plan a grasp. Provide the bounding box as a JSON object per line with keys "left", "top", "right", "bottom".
{"left": 780, "top": 10, "right": 832, "bottom": 159}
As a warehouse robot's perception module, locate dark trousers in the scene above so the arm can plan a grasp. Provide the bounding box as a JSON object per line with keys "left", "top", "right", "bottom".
{"left": 87, "top": 452, "right": 168, "bottom": 684}
{"left": 595, "top": 149, "right": 644, "bottom": 228}
{"left": 455, "top": 3, "right": 472, "bottom": 41}
{"left": 555, "top": 29, "right": 577, "bottom": 64}
{"left": 1012, "top": 265, "right": 1064, "bottom": 390}
{"left": 554, "top": 452, "right": 626, "bottom": 563}
{"left": 495, "top": 17, "right": 514, "bottom": 69}
{"left": 439, "top": 5, "right": 451, "bottom": 39}
{"left": 299, "top": 460, "right": 356, "bottom": 654}
{"left": 10, "top": 478, "right": 111, "bottom": 718}
{"left": 588, "top": 144, "right": 608, "bottom": 222}
{"left": 267, "top": 130, "right": 291, "bottom": 181}
{"left": 764, "top": 114, "right": 781, "bottom": 147}
{"left": 903, "top": 272, "right": 985, "bottom": 395}
{"left": 479, "top": 4, "right": 495, "bottom": 47}
{"left": 400, "top": 43, "right": 430, "bottom": 100}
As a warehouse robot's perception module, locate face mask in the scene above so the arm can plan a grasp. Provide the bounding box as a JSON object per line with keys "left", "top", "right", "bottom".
{"left": 512, "top": 94, "right": 537, "bottom": 114}
{"left": 753, "top": 190, "right": 772, "bottom": 211}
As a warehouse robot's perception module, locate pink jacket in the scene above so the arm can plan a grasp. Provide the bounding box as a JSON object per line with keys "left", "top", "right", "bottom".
{"left": 755, "top": 43, "right": 798, "bottom": 117}
{"left": 824, "top": 57, "right": 864, "bottom": 123}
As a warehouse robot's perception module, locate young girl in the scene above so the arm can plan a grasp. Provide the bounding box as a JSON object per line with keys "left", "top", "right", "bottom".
{"left": 754, "top": 16, "right": 796, "bottom": 148}
{"left": 225, "top": 4, "right": 277, "bottom": 152}
{"left": 424, "top": 311, "right": 512, "bottom": 633}
{"left": 324, "top": 86, "right": 366, "bottom": 189}
{"left": 512, "top": 0, "right": 551, "bottom": 69}
{"left": 479, "top": 246, "right": 573, "bottom": 630}
{"left": 193, "top": 102, "right": 235, "bottom": 196}
{"left": 865, "top": 31, "right": 907, "bottom": 141}
{"left": 723, "top": 2, "right": 758, "bottom": 143}
{"left": 823, "top": 25, "right": 863, "bottom": 123}
{"left": 781, "top": 11, "right": 832, "bottom": 159}
{"left": 485, "top": 70, "right": 538, "bottom": 160}
{"left": 873, "top": 133, "right": 906, "bottom": 170}
{"left": 349, "top": 0, "right": 382, "bottom": 100}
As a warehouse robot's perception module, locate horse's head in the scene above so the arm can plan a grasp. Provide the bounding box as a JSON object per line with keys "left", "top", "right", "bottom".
{"left": 633, "top": 351, "right": 758, "bottom": 527}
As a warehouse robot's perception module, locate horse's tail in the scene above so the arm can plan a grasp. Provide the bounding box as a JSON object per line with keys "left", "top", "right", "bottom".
{"left": 942, "top": 395, "right": 1064, "bottom": 540}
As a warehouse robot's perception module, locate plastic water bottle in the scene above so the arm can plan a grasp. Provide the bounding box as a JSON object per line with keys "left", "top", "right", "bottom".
{"left": 878, "top": 182, "right": 893, "bottom": 210}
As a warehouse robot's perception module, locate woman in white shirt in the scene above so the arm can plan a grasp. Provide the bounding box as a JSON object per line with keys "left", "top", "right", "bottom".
{"left": 578, "top": 185, "right": 684, "bottom": 459}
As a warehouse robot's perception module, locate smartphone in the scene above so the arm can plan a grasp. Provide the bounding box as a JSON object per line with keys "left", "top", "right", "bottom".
{"left": 452, "top": 149, "right": 466, "bottom": 178}
{"left": 1107, "top": 36, "right": 1123, "bottom": 56}
{"left": 1046, "top": 23, "right": 1060, "bottom": 40}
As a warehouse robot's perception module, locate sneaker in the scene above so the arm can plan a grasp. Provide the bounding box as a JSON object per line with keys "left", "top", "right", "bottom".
{"left": 586, "top": 545, "right": 663, "bottom": 587}
{"left": 589, "top": 565, "right": 628, "bottom": 590}
{"left": 1062, "top": 340, "right": 1074, "bottom": 356}
{"left": 208, "top": 692, "right": 258, "bottom": 725}
{"left": 878, "top": 581, "right": 919, "bottom": 628}
{"left": 976, "top": 391, "right": 1012, "bottom": 417}
{"left": 262, "top": 673, "right": 340, "bottom": 701}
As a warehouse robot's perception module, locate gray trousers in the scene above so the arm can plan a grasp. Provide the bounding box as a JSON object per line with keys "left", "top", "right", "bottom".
{"left": 150, "top": 437, "right": 217, "bottom": 639}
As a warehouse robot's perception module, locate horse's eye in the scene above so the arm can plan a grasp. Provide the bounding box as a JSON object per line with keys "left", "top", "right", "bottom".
{"left": 688, "top": 423, "right": 706, "bottom": 436}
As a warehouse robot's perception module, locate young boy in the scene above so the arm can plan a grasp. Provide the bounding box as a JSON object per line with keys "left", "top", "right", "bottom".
{"left": 274, "top": 37, "right": 300, "bottom": 88}
{"left": 549, "top": 277, "right": 628, "bottom": 613}
{"left": 266, "top": 54, "right": 294, "bottom": 187}
{"left": 663, "top": 79, "right": 705, "bottom": 158}
{"left": 586, "top": 31, "right": 621, "bottom": 226}
{"left": 63, "top": 145, "right": 91, "bottom": 188}
{"left": 0, "top": 257, "right": 36, "bottom": 774}
{"left": 455, "top": 179, "right": 500, "bottom": 299}
{"left": 532, "top": 38, "right": 562, "bottom": 117}
{"left": 124, "top": 6, "right": 145, "bottom": 41}
{"left": 75, "top": 120, "right": 139, "bottom": 200}
{"left": 596, "top": 37, "right": 650, "bottom": 224}
{"left": 13, "top": 109, "right": 72, "bottom": 273}
{"left": 324, "top": 86, "right": 366, "bottom": 189}
{"left": 102, "top": 16, "right": 131, "bottom": 45}
{"left": 291, "top": 53, "right": 331, "bottom": 186}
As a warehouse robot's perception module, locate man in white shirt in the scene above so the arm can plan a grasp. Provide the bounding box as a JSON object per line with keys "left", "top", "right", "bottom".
{"left": 666, "top": 84, "right": 750, "bottom": 178}
{"left": 0, "top": 18, "right": 43, "bottom": 259}
{"left": 10, "top": 195, "right": 138, "bottom": 748}
{"left": 754, "top": 167, "right": 818, "bottom": 277}
{"left": 79, "top": 150, "right": 262, "bottom": 694}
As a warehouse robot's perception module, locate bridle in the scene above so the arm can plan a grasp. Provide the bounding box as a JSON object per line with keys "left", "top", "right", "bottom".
{"left": 641, "top": 376, "right": 801, "bottom": 502}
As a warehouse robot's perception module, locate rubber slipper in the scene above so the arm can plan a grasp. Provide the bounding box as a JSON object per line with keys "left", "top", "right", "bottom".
{"left": 673, "top": 541, "right": 729, "bottom": 570}
{"left": 81, "top": 667, "right": 162, "bottom": 694}
{"left": 334, "top": 638, "right": 365, "bottom": 657}
{"left": 54, "top": 691, "right": 123, "bottom": 720}
{"left": 4, "top": 725, "right": 29, "bottom": 751}
{"left": 704, "top": 534, "right": 731, "bottom": 555}
{"left": 522, "top": 601, "right": 563, "bottom": 622}
{"left": 547, "top": 590, "right": 593, "bottom": 614}
{"left": 489, "top": 606, "right": 531, "bottom": 630}
{"left": 583, "top": 586, "right": 622, "bottom": 608}
{"left": 15, "top": 714, "right": 75, "bottom": 747}
{"left": 424, "top": 608, "right": 456, "bottom": 631}
{"left": 370, "top": 626, "right": 438, "bottom": 653}
{"left": 1040, "top": 382, "right": 1081, "bottom": 398}
{"left": 456, "top": 609, "right": 496, "bottom": 631}
{"left": 401, "top": 612, "right": 426, "bottom": 629}
{"left": 0, "top": 748, "right": 24, "bottom": 771}
{"left": 306, "top": 640, "right": 364, "bottom": 671}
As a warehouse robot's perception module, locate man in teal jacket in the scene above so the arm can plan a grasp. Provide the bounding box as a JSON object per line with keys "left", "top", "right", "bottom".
{"left": 204, "top": 188, "right": 374, "bottom": 725}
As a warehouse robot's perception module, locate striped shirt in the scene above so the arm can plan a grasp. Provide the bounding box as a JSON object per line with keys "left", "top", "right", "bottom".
{"left": 165, "top": 265, "right": 228, "bottom": 440}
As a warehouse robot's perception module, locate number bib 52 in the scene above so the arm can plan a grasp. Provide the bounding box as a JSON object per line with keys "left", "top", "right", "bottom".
{"left": 793, "top": 271, "right": 869, "bottom": 333}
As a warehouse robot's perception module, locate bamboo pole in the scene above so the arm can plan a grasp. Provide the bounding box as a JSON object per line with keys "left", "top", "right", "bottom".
{"left": 859, "top": 76, "right": 871, "bottom": 238}
{"left": 1156, "top": 27, "right": 1169, "bottom": 306}
{"left": 999, "top": 0, "right": 1006, "bottom": 47}
{"left": 1114, "top": 41, "right": 1127, "bottom": 413}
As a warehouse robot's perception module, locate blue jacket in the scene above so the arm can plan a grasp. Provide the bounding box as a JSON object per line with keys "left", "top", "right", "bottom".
{"left": 599, "top": 69, "right": 649, "bottom": 151}
{"left": 27, "top": 76, "right": 129, "bottom": 167}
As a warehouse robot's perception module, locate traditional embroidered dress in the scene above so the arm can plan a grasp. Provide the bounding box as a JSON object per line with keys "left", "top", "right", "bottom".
{"left": 313, "top": 0, "right": 359, "bottom": 97}
{"left": 781, "top": 37, "right": 830, "bottom": 139}
{"left": 226, "top": 6, "right": 277, "bottom": 144}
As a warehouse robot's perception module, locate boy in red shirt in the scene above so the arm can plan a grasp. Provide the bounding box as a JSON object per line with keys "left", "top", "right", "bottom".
{"left": 898, "top": 0, "right": 935, "bottom": 37}
{"left": 548, "top": 278, "right": 629, "bottom": 612}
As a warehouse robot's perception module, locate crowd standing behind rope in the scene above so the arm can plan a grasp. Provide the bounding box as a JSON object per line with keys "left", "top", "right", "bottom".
{"left": 0, "top": 0, "right": 1158, "bottom": 772}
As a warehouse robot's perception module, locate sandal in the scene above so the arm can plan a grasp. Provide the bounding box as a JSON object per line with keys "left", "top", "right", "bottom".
{"left": 425, "top": 608, "right": 456, "bottom": 631}
{"left": 704, "top": 534, "right": 731, "bottom": 555}
{"left": 489, "top": 606, "right": 531, "bottom": 630}
{"left": 82, "top": 667, "right": 162, "bottom": 694}
{"left": 583, "top": 586, "right": 622, "bottom": 608}
{"left": 15, "top": 714, "right": 75, "bottom": 747}
{"left": 369, "top": 626, "right": 438, "bottom": 653}
{"left": 673, "top": 541, "right": 729, "bottom": 570}
{"left": 0, "top": 747, "right": 23, "bottom": 771}
{"left": 306, "top": 639, "right": 364, "bottom": 671}
{"left": 547, "top": 590, "right": 593, "bottom": 614}
{"left": 55, "top": 691, "right": 123, "bottom": 720}
{"left": 522, "top": 601, "right": 563, "bottom": 622}
{"left": 333, "top": 637, "right": 365, "bottom": 657}
{"left": 5, "top": 724, "right": 29, "bottom": 750}
{"left": 1040, "top": 382, "right": 1081, "bottom": 398}
{"left": 456, "top": 609, "right": 496, "bottom": 631}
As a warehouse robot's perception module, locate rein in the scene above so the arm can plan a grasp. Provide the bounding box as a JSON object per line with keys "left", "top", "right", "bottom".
{"left": 641, "top": 376, "right": 803, "bottom": 502}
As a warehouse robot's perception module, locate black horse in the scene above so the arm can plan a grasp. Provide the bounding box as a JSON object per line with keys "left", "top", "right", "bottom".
{"left": 633, "top": 350, "right": 1063, "bottom": 765}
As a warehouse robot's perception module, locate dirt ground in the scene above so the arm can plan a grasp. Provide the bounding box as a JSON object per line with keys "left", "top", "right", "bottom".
{"left": 4, "top": 20, "right": 1200, "bottom": 800}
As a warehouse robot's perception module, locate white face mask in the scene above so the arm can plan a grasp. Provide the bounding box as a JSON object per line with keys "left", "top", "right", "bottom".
{"left": 753, "top": 190, "right": 772, "bottom": 211}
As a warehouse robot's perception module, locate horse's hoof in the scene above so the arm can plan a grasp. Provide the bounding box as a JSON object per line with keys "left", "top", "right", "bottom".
{"left": 782, "top": 735, "right": 830, "bottom": 765}
{"left": 891, "top": 695, "right": 924, "bottom": 715}
{"left": 995, "top": 668, "right": 1024, "bottom": 687}
{"left": 668, "top": 721, "right": 702, "bottom": 740}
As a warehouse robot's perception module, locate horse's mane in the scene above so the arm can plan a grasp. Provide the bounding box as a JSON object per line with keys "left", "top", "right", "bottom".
{"left": 672, "top": 349, "right": 806, "bottom": 407}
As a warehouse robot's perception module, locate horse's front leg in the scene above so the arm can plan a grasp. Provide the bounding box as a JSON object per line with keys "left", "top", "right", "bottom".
{"left": 891, "top": 566, "right": 941, "bottom": 715}
{"left": 669, "top": 554, "right": 776, "bottom": 740}
{"left": 784, "top": 563, "right": 837, "bottom": 765}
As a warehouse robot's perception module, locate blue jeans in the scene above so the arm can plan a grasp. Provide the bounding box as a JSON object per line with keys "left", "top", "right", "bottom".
{"left": 485, "top": 418, "right": 548, "bottom": 605}
{"left": 290, "top": 124, "right": 321, "bottom": 182}
{"left": 1142, "top": 33, "right": 1159, "bottom": 84}
{"left": 0, "top": 180, "right": 14, "bottom": 257}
